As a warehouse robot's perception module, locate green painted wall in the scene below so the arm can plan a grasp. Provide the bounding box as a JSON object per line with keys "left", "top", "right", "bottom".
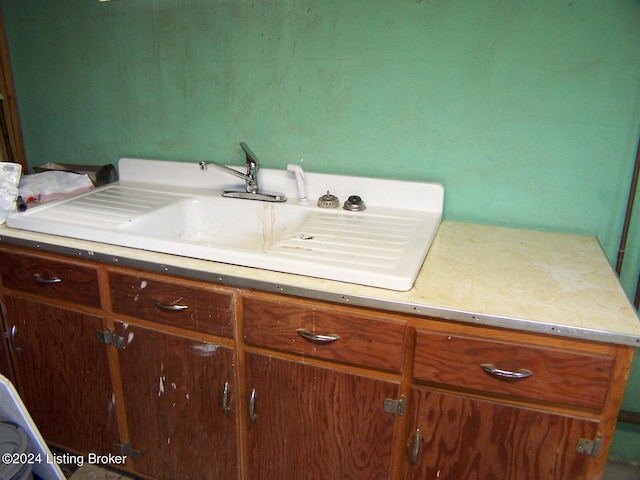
{"left": 1, "top": 0, "right": 640, "bottom": 463}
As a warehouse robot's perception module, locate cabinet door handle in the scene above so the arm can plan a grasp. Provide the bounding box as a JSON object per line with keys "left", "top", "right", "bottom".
{"left": 8, "top": 325, "right": 21, "bottom": 354}
{"left": 296, "top": 328, "right": 340, "bottom": 344}
{"left": 153, "top": 300, "right": 189, "bottom": 312}
{"left": 480, "top": 363, "right": 533, "bottom": 380}
{"left": 33, "top": 273, "right": 61, "bottom": 284}
{"left": 222, "top": 381, "right": 231, "bottom": 415}
{"left": 411, "top": 429, "right": 421, "bottom": 465}
{"left": 248, "top": 388, "right": 258, "bottom": 423}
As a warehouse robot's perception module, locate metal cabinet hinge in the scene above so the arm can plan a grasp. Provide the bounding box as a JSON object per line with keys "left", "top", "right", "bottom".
{"left": 383, "top": 395, "right": 406, "bottom": 416}
{"left": 114, "top": 442, "right": 140, "bottom": 460}
{"left": 96, "top": 330, "right": 125, "bottom": 350}
{"left": 576, "top": 434, "right": 603, "bottom": 457}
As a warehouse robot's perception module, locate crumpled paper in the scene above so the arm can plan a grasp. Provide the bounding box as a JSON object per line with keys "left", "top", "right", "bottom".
{"left": 18, "top": 170, "right": 94, "bottom": 204}
{"left": 0, "top": 162, "right": 22, "bottom": 224}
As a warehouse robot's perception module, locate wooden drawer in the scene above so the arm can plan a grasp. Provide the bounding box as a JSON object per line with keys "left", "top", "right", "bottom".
{"left": 0, "top": 249, "right": 101, "bottom": 308}
{"left": 413, "top": 329, "right": 615, "bottom": 410}
{"left": 109, "top": 271, "right": 235, "bottom": 338}
{"left": 243, "top": 293, "right": 407, "bottom": 372}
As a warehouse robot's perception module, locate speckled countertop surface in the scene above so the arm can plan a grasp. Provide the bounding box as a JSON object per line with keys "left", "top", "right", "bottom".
{"left": 1, "top": 220, "right": 639, "bottom": 347}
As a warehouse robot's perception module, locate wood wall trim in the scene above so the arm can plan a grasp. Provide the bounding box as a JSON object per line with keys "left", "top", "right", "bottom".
{"left": 0, "top": 7, "right": 26, "bottom": 170}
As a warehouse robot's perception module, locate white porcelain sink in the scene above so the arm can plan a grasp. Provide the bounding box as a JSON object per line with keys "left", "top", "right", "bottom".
{"left": 121, "top": 195, "right": 309, "bottom": 250}
{"left": 7, "top": 158, "right": 444, "bottom": 290}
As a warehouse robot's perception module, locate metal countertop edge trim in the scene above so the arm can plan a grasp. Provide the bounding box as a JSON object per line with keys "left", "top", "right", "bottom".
{"left": 1, "top": 235, "right": 639, "bottom": 349}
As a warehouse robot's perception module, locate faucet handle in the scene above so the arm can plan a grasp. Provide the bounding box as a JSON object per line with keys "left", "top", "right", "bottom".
{"left": 239, "top": 142, "right": 259, "bottom": 166}
{"left": 239, "top": 142, "right": 259, "bottom": 193}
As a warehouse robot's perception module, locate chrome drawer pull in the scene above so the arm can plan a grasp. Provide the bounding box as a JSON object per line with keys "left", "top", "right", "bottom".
{"left": 296, "top": 328, "right": 340, "bottom": 344}
{"left": 8, "top": 326, "right": 21, "bottom": 355}
{"left": 480, "top": 363, "right": 533, "bottom": 380}
{"left": 248, "top": 388, "right": 258, "bottom": 423}
{"left": 33, "top": 273, "right": 61, "bottom": 284}
{"left": 222, "top": 381, "right": 231, "bottom": 415}
{"left": 153, "top": 300, "right": 189, "bottom": 312}
{"left": 411, "top": 429, "right": 421, "bottom": 465}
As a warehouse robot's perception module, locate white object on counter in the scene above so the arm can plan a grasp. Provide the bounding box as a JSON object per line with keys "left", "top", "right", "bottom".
{"left": 0, "top": 162, "right": 21, "bottom": 225}
{"left": 287, "top": 163, "right": 309, "bottom": 204}
{"left": 18, "top": 170, "right": 94, "bottom": 204}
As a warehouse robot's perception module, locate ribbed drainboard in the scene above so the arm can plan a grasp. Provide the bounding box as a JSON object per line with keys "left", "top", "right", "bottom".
{"left": 271, "top": 213, "right": 421, "bottom": 268}
{"left": 30, "top": 186, "right": 185, "bottom": 228}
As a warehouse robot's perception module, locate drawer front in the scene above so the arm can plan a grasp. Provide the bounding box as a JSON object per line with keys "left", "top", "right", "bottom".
{"left": 109, "top": 271, "right": 235, "bottom": 338}
{"left": 413, "top": 330, "right": 614, "bottom": 410}
{"left": 243, "top": 293, "right": 406, "bottom": 372}
{"left": 0, "top": 250, "right": 101, "bottom": 308}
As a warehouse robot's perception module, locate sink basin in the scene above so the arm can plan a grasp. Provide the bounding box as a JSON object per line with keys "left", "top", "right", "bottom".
{"left": 6, "top": 158, "right": 444, "bottom": 290}
{"left": 121, "top": 195, "right": 310, "bottom": 250}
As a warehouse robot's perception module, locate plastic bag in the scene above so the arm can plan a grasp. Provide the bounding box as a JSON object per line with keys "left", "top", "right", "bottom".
{"left": 18, "top": 170, "right": 94, "bottom": 203}
{"left": 0, "top": 162, "right": 21, "bottom": 224}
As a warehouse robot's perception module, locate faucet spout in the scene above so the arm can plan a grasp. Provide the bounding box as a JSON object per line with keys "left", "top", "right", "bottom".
{"left": 199, "top": 160, "right": 248, "bottom": 181}
{"left": 199, "top": 142, "right": 259, "bottom": 193}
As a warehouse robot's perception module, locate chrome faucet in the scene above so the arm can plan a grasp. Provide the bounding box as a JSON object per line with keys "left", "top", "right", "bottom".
{"left": 199, "top": 142, "right": 286, "bottom": 202}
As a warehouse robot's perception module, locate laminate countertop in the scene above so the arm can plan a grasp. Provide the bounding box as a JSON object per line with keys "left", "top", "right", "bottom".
{"left": 1, "top": 220, "right": 639, "bottom": 347}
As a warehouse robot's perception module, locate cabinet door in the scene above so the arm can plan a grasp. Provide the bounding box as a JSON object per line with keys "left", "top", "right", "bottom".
{"left": 3, "top": 295, "right": 118, "bottom": 454}
{"left": 0, "top": 302, "right": 16, "bottom": 383}
{"left": 404, "top": 388, "right": 599, "bottom": 480}
{"left": 245, "top": 352, "right": 399, "bottom": 480}
{"left": 116, "top": 322, "right": 238, "bottom": 480}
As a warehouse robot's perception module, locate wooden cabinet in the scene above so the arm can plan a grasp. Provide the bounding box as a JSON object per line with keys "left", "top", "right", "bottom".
{"left": 243, "top": 293, "right": 406, "bottom": 480}
{"left": 0, "top": 248, "right": 118, "bottom": 455}
{"left": 0, "top": 295, "right": 117, "bottom": 455}
{"left": 403, "top": 388, "right": 599, "bottom": 479}
{"left": 0, "top": 244, "right": 634, "bottom": 480}
{"left": 0, "top": 301, "right": 15, "bottom": 382}
{"left": 109, "top": 270, "right": 235, "bottom": 338}
{"left": 245, "top": 353, "right": 400, "bottom": 479}
{"left": 0, "top": 249, "right": 101, "bottom": 307}
{"left": 242, "top": 291, "right": 407, "bottom": 479}
{"left": 108, "top": 268, "right": 240, "bottom": 479}
{"left": 412, "top": 329, "right": 615, "bottom": 410}
{"left": 403, "top": 324, "right": 630, "bottom": 479}
{"left": 115, "top": 321, "right": 238, "bottom": 480}
{"left": 243, "top": 292, "right": 406, "bottom": 372}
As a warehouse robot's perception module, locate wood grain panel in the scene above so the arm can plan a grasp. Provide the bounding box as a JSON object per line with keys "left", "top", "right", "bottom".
{"left": 0, "top": 302, "right": 15, "bottom": 382}
{"left": 4, "top": 295, "right": 118, "bottom": 454}
{"left": 404, "top": 388, "right": 598, "bottom": 480}
{"left": 243, "top": 293, "right": 406, "bottom": 372}
{"left": 116, "top": 322, "right": 238, "bottom": 479}
{"left": 414, "top": 329, "right": 614, "bottom": 410}
{"left": 246, "top": 352, "right": 398, "bottom": 480}
{"left": 109, "top": 270, "right": 235, "bottom": 338}
{"left": 0, "top": 249, "right": 101, "bottom": 307}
